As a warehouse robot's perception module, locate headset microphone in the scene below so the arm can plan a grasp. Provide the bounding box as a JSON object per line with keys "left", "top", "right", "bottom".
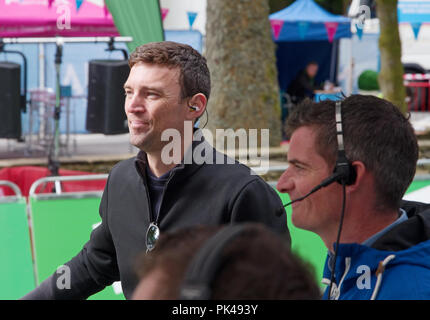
{"left": 277, "top": 171, "right": 344, "bottom": 216}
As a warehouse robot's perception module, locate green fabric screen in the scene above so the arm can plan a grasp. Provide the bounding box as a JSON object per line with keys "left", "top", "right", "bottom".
{"left": 30, "top": 196, "right": 124, "bottom": 300}
{"left": 105, "top": 0, "right": 164, "bottom": 53}
{"left": 0, "top": 199, "right": 35, "bottom": 299}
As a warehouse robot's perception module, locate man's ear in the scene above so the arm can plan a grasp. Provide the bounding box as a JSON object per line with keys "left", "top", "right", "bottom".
{"left": 186, "top": 93, "right": 207, "bottom": 120}
{"left": 346, "top": 161, "right": 367, "bottom": 193}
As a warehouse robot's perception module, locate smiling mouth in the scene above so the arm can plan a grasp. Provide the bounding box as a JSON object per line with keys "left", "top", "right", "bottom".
{"left": 129, "top": 120, "right": 151, "bottom": 129}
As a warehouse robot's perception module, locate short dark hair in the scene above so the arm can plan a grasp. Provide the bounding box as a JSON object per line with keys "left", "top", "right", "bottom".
{"left": 286, "top": 95, "right": 419, "bottom": 211}
{"left": 136, "top": 223, "right": 320, "bottom": 299}
{"left": 129, "top": 41, "right": 211, "bottom": 102}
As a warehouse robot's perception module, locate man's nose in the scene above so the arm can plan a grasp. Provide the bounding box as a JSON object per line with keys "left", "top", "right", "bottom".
{"left": 276, "top": 169, "right": 294, "bottom": 194}
{"left": 126, "top": 94, "right": 146, "bottom": 113}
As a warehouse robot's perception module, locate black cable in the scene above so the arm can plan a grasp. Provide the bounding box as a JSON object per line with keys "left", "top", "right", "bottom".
{"left": 327, "top": 179, "right": 347, "bottom": 300}
{"left": 198, "top": 108, "right": 209, "bottom": 129}
{"left": 282, "top": 172, "right": 343, "bottom": 209}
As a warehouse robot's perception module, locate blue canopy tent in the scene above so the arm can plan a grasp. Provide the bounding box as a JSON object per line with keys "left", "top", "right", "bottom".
{"left": 270, "top": 0, "right": 351, "bottom": 94}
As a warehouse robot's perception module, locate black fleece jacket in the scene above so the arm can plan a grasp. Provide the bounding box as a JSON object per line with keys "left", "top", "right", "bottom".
{"left": 22, "top": 140, "right": 289, "bottom": 300}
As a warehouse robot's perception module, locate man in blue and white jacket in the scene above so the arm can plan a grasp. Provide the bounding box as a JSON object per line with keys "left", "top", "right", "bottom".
{"left": 277, "top": 94, "right": 430, "bottom": 300}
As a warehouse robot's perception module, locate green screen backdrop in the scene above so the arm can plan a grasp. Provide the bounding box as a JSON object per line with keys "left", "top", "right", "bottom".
{"left": 30, "top": 196, "right": 124, "bottom": 300}
{"left": 0, "top": 199, "right": 35, "bottom": 299}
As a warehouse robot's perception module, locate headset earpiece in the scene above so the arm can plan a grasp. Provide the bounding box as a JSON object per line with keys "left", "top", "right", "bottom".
{"left": 189, "top": 105, "right": 200, "bottom": 111}
{"left": 333, "top": 151, "right": 357, "bottom": 186}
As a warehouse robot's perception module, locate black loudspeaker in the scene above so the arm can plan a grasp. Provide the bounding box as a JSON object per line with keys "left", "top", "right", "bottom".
{"left": 86, "top": 60, "right": 129, "bottom": 134}
{"left": 0, "top": 62, "right": 22, "bottom": 139}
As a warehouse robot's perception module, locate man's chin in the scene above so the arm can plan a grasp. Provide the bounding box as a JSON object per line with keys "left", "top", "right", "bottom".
{"left": 129, "top": 135, "right": 149, "bottom": 151}
{"left": 291, "top": 211, "right": 311, "bottom": 230}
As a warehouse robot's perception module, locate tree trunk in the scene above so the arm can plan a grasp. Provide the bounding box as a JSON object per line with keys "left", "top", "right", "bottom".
{"left": 375, "top": 0, "right": 406, "bottom": 112}
{"left": 205, "top": 0, "right": 282, "bottom": 147}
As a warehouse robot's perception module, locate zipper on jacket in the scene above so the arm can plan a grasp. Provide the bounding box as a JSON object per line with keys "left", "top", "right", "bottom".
{"left": 155, "top": 169, "right": 177, "bottom": 226}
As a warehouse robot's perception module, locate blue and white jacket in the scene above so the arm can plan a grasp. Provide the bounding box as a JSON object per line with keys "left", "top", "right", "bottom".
{"left": 322, "top": 200, "right": 430, "bottom": 300}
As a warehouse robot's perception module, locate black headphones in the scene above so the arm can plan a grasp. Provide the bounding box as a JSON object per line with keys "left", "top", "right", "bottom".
{"left": 333, "top": 100, "right": 356, "bottom": 186}
{"left": 178, "top": 224, "right": 247, "bottom": 300}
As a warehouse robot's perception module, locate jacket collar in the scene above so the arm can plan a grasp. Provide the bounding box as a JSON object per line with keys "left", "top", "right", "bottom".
{"left": 134, "top": 128, "right": 210, "bottom": 184}
{"left": 370, "top": 200, "right": 430, "bottom": 251}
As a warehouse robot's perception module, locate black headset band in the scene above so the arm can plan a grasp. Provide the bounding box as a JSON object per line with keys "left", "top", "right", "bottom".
{"left": 179, "top": 224, "right": 247, "bottom": 300}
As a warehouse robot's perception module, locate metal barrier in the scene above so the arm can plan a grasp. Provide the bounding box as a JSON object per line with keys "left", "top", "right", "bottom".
{"left": 29, "top": 174, "right": 108, "bottom": 199}
{"left": 0, "top": 180, "right": 23, "bottom": 203}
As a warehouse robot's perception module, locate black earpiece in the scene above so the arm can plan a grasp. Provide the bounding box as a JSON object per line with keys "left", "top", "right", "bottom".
{"left": 179, "top": 224, "right": 247, "bottom": 300}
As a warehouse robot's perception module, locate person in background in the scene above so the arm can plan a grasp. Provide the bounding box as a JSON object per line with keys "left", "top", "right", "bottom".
{"left": 286, "top": 61, "right": 322, "bottom": 105}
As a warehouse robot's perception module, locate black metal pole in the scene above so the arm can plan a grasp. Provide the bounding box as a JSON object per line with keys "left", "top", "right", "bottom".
{"left": 48, "top": 42, "right": 63, "bottom": 180}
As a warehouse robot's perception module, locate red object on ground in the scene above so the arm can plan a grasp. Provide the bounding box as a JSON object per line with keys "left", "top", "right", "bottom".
{"left": 0, "top": 166, "right": 106, "bottom": 197}
{"left": 403, "top": 74, "right": 430, "bottom": 112}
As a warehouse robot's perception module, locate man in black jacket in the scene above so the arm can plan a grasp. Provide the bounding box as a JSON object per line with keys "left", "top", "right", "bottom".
{"left": 22, "top": 41, "right": 289, "bottom": 299}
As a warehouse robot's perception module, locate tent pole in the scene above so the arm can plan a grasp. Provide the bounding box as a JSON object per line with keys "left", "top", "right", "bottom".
{"left": 329, "top": 39, "right": 337, "bottom": 83}
{"left": 348, "top": 38, "right": 354, "bottom": 95}
{"left": 38, "top": 43, "right": 46, "bottom": 89}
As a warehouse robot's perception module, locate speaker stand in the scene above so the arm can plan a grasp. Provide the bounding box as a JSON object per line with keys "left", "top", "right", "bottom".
{"left": 47, "top": 42, "right": 63, "bottom": 192}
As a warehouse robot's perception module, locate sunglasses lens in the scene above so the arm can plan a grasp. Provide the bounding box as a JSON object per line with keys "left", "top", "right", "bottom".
{"left": 146, "top": 223, "right": 160, "bottom": 252}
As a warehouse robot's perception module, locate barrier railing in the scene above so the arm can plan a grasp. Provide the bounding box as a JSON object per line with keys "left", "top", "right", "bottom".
{"left": 0, "top": 180, "right": 22, "bottom": 203}
{"left": 29, "top": 174, "right": 108, "bottom": 199}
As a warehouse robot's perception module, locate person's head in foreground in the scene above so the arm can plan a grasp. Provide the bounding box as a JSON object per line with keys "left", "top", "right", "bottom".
{"left": 277, "top": 94, "right": 430, "bottom": 300}
{"left": 132, "top": 223, "right": 321, "bottom": 300}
